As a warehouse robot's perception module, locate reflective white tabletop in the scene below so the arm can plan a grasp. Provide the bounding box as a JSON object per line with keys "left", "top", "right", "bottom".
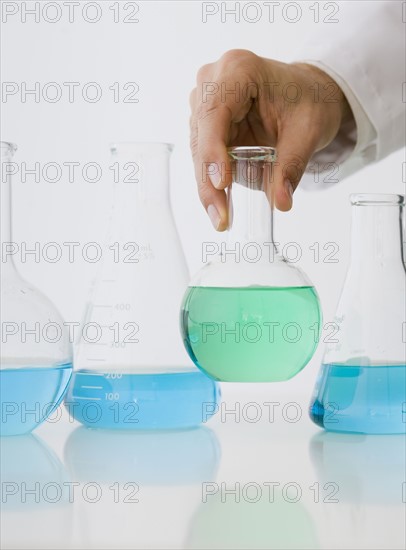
{"left": 1, "top": 385, "right": 405, "bottom": 550}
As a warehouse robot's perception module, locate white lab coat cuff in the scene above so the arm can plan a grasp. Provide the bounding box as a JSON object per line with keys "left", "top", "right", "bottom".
{"left": 300, "top": 60, "right": 378, "bottom": 190}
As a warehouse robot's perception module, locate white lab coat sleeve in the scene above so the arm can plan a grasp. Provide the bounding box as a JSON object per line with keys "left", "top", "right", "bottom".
{"left": 296, "top": 1, "right": 406, "bottom": 190}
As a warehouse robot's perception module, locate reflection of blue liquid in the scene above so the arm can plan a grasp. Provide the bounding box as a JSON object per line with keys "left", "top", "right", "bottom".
{"left": 0, "top": 434, "right": 70, "bottom": 509}
{"left": 310, "top": 364, "right": 406, "bottom": 434}
{"left": 1, "top": 434, "right": 72, "bottom": 548}
{"left": 64, "top": 426, "right": 220, "bottom": 484}
{"left": 65, "top": 370, "right": 220, "bottom": 430}
{"left": 309, "top": 432, "right": 406, "bottom": 505}
{"left": 0, "top": 364, "right": 73, "bottom": 436}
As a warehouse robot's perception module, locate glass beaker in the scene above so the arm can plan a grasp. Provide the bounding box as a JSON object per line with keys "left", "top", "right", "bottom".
{"left": 65, "top": 142, "right": 219, "bottom": 429}
{"left": 181, "top": 146, "right": 321, "bottom": 382}
{"left": 310, "top": 194, "right": 406, "bottom": 434}
{"left": 0, "top": 142, "right": 72, "bottom": 436}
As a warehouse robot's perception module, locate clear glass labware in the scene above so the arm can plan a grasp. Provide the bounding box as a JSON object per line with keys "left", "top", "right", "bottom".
{"left": 310, "top": 194, "right": 406, "bottom": 434}
{"left": 0, "top": 142, "right": 72, "bottom": 436}
{"left": 66, "top": 143, "right": 219, "bottom": 429}
{"left": 181, "top": 146, "right": 321, "bottom": 382}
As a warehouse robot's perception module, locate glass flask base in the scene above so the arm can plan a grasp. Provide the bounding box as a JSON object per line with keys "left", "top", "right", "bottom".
{"left": 65, "top": 370, "right": 220, "bottom": 430}
{"left": 310, "top": 364, "right": 406, "bottom": 434}
{"left": 0, "top": 363, "right": 73, "bottom": 436}
{"left": 182, "top": 286, "right": 320, "bottom": 382}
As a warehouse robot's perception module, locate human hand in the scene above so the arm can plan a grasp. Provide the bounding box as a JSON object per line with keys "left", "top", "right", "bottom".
{"left": 190, "top": 49, "right": 351, "bottom": 230}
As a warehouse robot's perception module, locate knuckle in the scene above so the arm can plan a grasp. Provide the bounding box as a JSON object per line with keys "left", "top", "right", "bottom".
{"left": 219, "top": 49, "right": 258, "bottom": 69}
{"left": 196, "top": 63, "right": 213, "bottom": 82}
{"left": 198, "top": 141, "right": 219, "bottom": 165}
{"left": 195, "top": 101, "right": 221, "bottom": 123}
{"left": 189, "top": 128, "right": 198, "bottom": 159}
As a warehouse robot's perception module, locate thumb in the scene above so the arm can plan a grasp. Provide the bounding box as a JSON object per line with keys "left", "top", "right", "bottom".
{"left": 273, "top": 125, "right": 317, "bottom": 211}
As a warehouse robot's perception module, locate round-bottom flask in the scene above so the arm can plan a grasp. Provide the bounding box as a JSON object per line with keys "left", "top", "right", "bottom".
{"left": 310, "top": 194, "right": 406, "bottom": 434}
{"left": 66, "top": 143, "right": 219, "bottom": 429}
{"left": 181, "top": 147, "right": 321, "bottom": 382}
{"left": 0, "top": 142, "right": 72, "bottom": 436}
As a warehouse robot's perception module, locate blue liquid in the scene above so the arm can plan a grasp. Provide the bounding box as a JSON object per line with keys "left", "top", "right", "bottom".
{"left": 310, "top": 364, "right": 406, "bottom": 434}
{"left": 0, "top": 364, "right": 73, "bottom": 436}
{"left": 65, "top": 370, "right": 220, "bottom": 430}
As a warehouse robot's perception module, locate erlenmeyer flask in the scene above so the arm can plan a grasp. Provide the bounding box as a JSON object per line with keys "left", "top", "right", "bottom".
{"left": 181, "top": 146, "right": 321, "bottom": 382}
{"left": 310, "top": 194, "right": 406, "bottom": 434}
{"left": 0, "top": 142, "right": 72, "bottom": 436}
{"left": 66, "top": 142, "right": 219, "bottom": 429}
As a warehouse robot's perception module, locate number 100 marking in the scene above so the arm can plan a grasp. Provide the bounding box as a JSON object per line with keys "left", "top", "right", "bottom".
{"left": 105, "top": 392, "right": 120, "bottom": 401}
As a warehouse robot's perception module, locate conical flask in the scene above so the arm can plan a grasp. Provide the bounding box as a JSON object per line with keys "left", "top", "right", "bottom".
{"left": 310, "top": 194, "right": 406, "bottom": 434}
{"left": 66, "top": 143, "right": 219, "bottom": 429}
{"left": 0, "top": 142, "right": 72, "bottom": 436}
{"left": 181, "top": 146, "right": 321, "bottom": 382}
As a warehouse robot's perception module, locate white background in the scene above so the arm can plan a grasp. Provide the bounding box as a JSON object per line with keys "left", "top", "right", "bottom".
{"left": 1, "top": 2, "right": 405, "bottom": 549}
{"left": 2, "top": 0, "right": 404, "bottom": 396}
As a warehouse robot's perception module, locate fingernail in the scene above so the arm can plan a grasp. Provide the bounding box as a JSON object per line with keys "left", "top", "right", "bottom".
{"left": 208, "top": 163, "right": 222, "bottom": 189}
{"left": 207, "top": 204, "right": 221, "bottom": 230}
{"left": 284, "top": 178, "right": 294, "bottom": 199}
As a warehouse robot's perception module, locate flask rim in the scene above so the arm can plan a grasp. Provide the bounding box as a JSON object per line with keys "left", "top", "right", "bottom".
{"left": 0, "top": 141, "right": 17, "bottom": 157}
{"left": 350, "top": 193, "right": 404, "bottom": 206}
{"left": 227, "top": 146, "right": 277, "bottom": 162}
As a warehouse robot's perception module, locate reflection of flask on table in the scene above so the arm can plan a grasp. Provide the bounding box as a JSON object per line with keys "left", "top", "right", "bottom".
{"left": 185, "top": 488, "right": 318, "bottom": 550}
{"left": 309, "top": 432, "right": 406, "bottom": 549}
{"left": 310, "top": 432, "right": 405, "bottom": 505}
{"left": 66, "top": 143, "right": 219, "bottom": 429}
{"left": 310, "top": 194, "right": 406, "bottom": 434}
{"left": 65, "top": 426, "right": 220, "bottom": 484}
{"left": 181, "top": 147, "right": 321, "bottom": 382}
{"left": 0, "top": 435, "right": 72, "bottom": 549}
{"left": 0, "top": 142, "right": 72, "bottom": 436}
{"left": 64, "top": 427, "right": 220, "bottom": 549}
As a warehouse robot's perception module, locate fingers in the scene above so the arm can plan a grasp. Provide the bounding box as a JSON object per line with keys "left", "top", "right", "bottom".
{"left": 273, "top": 119, "right": 319, "bottom": 212}
{"left": 190, "top": 95, "right": 231, "bottom": 231}
{"left": 190, "top": 51, "right": 257, "bottom": 230}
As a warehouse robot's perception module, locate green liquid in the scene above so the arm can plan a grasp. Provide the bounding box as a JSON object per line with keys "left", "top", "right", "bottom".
{"left": 181, "top": 286, "right": 321, "bottom": 382}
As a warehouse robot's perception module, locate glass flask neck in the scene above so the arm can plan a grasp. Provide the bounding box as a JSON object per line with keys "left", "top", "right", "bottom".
{"left": 349, "top": 194, "right": 405, "bottom": 271}
{"left": 1, "top": 142, "right": 17, "bottom": 272}
{"left": 226, "top": 147, "right": 277, "bottom": 259}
